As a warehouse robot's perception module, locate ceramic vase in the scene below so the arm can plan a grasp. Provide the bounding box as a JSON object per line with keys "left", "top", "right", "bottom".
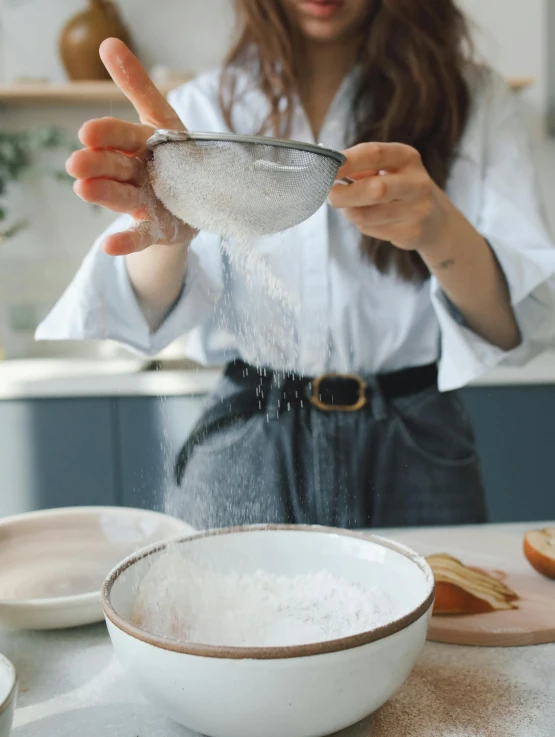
{"left": 59, "top": 0, "right": 132, "bottom": 81}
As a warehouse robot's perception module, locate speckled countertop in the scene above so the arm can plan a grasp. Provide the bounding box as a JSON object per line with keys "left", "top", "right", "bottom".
{"left": 4, "top": 624, "right": 553, "bottom": 737}
{"left": 3, "top": 523, "right": 554, "bottom": 737}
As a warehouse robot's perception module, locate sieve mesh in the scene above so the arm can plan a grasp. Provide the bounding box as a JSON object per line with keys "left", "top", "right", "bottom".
{"left": 147, "top": 131, "right": 345, "bottom": 238}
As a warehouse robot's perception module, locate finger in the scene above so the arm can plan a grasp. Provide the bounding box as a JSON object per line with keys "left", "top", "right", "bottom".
{"left": 99, "top": 38, "right": 184, "bottom": 130}
{"left": 345, "top": 170, "right": 379, "bottom": 181}
{"left": 338, "top": 142, "right": 420, "bottom": 178}
{"left": 78, "top": 118, "right": 153, "bottom": 156}
{"left": 330, "top": 173, "right": 417, "bottom": 208}
{"left": 74, "top": 178, "right": 150, "bottom": 219}
{"left": 345, "top": 202, "right": 407, "bottom": 228}
{"left": 66, "top": 149, "right": 143, "bottom": 185}
{"left": 102, "top": 222, "right": 158, "bottom": 255}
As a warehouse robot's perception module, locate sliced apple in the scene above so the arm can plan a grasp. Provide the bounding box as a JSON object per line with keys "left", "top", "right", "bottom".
{"left": 427, "top": 553, "right": 519, "bottom": 615}
{"left": 523, "top": 528, "right": 555, "bottom": 580}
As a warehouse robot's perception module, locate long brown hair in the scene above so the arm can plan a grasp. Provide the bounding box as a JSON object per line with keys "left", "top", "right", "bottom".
{"left": 220, "top": 0, "right": 473, "bottom": 281}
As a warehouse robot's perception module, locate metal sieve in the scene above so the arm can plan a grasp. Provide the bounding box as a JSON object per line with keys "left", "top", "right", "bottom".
{"left": 146, "top": 130, "right": 349, "bottom": 238}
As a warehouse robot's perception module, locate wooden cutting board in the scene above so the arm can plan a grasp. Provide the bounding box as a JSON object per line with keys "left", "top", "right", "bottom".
{"left": 389, "top": 526, "right": 555, "bottom": 647}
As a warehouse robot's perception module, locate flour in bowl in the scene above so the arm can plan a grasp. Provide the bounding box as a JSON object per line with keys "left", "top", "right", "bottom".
{"left": 131, "top": 552, "right": 399, "bottom": 647}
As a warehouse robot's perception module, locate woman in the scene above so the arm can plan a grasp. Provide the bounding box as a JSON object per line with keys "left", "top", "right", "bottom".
{"left": 38, "top": 0, "right": 555, "bottom": 529}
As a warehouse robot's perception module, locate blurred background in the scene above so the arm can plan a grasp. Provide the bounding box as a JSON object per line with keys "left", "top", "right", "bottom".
{"left": 0, "top": 0, "right": 554, "bottom": 522}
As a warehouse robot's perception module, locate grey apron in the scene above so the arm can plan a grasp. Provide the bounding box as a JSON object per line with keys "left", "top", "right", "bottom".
{"left": 174, "top": 362, "right": 487, "bottom": 529}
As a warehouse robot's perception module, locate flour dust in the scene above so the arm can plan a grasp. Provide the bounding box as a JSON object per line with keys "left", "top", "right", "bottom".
{"left": 148, "top": 130, "right": 305, "bottom": 527}
{"left": 148, "top": 144, "right": 300, "bottom": 313}
{"left": 350, "top": 645, "right": 555, "bottom": 737}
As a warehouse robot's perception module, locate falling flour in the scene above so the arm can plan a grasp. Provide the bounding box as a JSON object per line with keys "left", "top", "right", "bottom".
{"left": 131, "top": 552, "right": 399, "bottom": 647}
{"left": 148, "top": 144, "right": 299, "bottom": 310}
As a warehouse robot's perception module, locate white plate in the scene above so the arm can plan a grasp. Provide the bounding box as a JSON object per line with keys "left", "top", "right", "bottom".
{"left": 0, "top": 653, "right": 17, "bottom": 737}
{"left": 0, "top": 506, "right": 193, "bottom": 630}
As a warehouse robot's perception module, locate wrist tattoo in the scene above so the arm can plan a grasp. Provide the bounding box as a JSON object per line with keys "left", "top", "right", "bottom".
{"left": 437, "top": 258, "right": 455, "bottom": 270}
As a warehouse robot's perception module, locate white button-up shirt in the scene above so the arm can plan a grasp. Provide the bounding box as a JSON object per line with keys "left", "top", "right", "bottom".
{"left": 37, "top": 67, "right": 555, "bottom": 391}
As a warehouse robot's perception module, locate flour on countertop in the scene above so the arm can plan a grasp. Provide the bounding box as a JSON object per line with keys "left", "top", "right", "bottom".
{"left": 131, "top": 552, "right": 399, "bottom": 647}
{"left": 347, "top": 644, "right": 554, "bottom": 737}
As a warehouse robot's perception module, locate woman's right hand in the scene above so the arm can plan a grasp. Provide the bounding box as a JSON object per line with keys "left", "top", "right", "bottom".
{"left": 66, "top": 38, "right": 194, "bottom": 256}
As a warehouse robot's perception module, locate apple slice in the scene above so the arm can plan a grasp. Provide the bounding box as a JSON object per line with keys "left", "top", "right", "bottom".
{"left": 523, "top": 528, "right": 555, "bottom": 580}
{"left": 427, "top": 553, "right": 519, "bottom": 615}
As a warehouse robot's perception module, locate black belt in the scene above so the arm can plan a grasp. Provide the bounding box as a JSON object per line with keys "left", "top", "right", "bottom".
{"left": 225, "top": 360, "right": 437, "bottom": 412}
{"left": 175, "top": 360, "right": 437, "bottom": 484}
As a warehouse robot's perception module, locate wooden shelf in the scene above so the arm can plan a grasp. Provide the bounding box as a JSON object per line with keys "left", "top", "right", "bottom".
{"left": 0, "top": 79, "right": 190, "bottom": 105}
{"left": 0, "top": 76, "right": 535, "bottom": 106}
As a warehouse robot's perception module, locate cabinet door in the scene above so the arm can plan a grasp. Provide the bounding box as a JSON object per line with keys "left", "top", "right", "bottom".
{"left": 117, "top": 396, "right": 205, "bottom": 513}
{"left": 0, "top": 398, "right": 117, "bottom": 517}
{"left": 462, "top": 386, "right": 555, "bottom": 523}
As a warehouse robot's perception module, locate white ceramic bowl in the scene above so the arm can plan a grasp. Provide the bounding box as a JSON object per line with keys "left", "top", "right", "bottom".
{"left": 103, "top": 525, "right": 434, "bottom": 737}
{"left": 0, "top": 654, "right": 17, "bottom": 737}
{"left": 0, "top": 506, "right": 193, "bottom": 630}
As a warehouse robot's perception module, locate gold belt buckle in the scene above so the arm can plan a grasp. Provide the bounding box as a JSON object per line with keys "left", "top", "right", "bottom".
{"left": 309, "top": 373, "right": 368, "bottom": 412}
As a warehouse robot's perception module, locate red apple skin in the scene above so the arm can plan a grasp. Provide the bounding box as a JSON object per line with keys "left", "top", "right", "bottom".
{"left": 524, "top": 529, "right": 555, "bottom": 580}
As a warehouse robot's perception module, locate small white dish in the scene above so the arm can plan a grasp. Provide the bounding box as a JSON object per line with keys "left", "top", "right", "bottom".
{"left": 103, "top": 525, "right": 435, "bottom": 737}
{"left": 0, "top": 653, "right": 17, "bottom": 737}
{"left": 0, "top": 506, "right": 193, "bottom": 630}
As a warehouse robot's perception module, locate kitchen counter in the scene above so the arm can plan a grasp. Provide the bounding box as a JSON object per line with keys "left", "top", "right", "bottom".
{"left": 0, "top": 359, "right": 222, "bottom": 400}
{"left": 1, "top": 351, "right": 555, "bottom": 400}
{"left": 2, "top": 522, "right": 554, "bottom": 737}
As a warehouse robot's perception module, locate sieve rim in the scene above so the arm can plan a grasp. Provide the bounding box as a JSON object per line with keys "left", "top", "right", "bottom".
{"left": 147, "top": 129, "right": 347, "bottom": 166}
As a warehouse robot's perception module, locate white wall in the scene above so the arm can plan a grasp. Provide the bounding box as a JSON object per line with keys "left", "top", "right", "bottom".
{"left": 0, "top": 0, "right": 234, "bottom": 82}
{"left": 458, "top": 0, "right": 547, "bottom": 138}
{"left": 0, "top": 0, "right": 552, "bottom": 357}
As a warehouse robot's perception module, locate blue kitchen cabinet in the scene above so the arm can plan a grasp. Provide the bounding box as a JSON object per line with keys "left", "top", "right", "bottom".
{"left": 2, "top": 386, "right": 554, "bottom": 523}
{"left": 116, "top": 388, "right": 555, "bottom": 524}
{"left": 0, "top": 399, "right": 117, "bottom": 517}
{"left": 116, "top": 396, "right": 205, "bottom": 512}
{"left": 462, "top": 386, "right": 555, "bottom": 523}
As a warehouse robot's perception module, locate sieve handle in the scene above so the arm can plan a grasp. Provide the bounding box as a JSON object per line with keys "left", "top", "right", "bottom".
{"left": 254, "top": 161, "right": 354, "bottom": 186}
{"left": 254, "top": 160, "right": 310, "bottom": 173}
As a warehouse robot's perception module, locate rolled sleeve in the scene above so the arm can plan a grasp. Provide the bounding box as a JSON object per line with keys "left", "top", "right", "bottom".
{"left": 435, "top": 72, "right": 555, "bottom": 391}
{"left": 36, "top": 217, "right": 223, "bottom": 356}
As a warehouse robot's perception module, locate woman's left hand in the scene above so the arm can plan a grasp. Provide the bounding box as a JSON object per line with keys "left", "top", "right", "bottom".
{"left": 329, "top": 142, "right": 451, "bottom": 253}
{"left": 330, "top": 142, "right": 521, "bottom": 351}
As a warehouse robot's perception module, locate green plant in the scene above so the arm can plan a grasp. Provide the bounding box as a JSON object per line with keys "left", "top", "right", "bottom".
{"left": 0, "top": 126, "right": 77, "bottom": 241}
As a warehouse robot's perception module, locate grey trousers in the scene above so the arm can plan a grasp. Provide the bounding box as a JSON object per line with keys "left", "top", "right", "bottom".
{"left": 176, "top": 371, "right": 487, "bottom": 530}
